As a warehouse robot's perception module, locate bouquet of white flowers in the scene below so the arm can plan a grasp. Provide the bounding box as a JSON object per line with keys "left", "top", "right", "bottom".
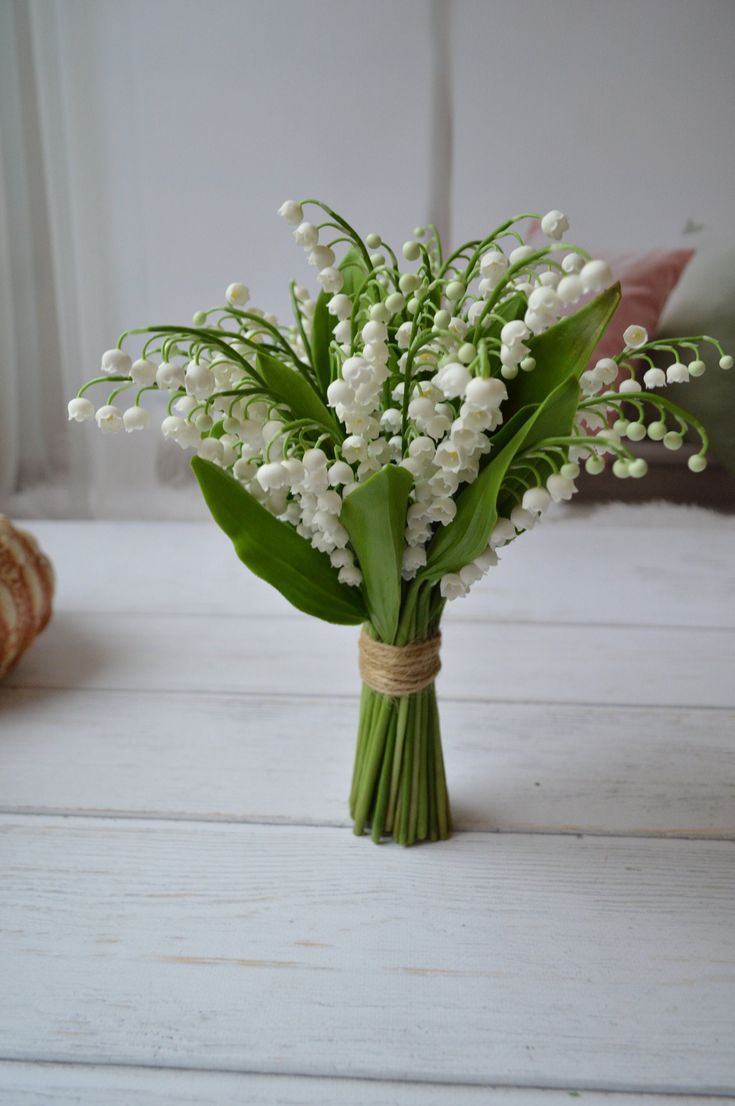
{"left": 69, "top": 199, "right": 731, "bottom": 845}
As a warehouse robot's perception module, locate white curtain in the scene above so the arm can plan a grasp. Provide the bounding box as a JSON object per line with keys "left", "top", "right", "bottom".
{"left": 0, "top": 0, "right": 80, "bottom": 515}
{"left": 1, "top": 0, "right": 446, "bottom": 518}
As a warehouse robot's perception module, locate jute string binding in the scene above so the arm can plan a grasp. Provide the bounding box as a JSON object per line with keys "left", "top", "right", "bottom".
{"left": 358, "top": 629, "right": 441, "bottom": 697}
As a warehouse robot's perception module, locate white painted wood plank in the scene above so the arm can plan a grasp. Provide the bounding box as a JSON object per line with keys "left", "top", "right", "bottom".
{"left": 6, "top": 610, "right": 735, "bottom": 708}
{"left": 26, "top": 519, "right": 735, "bottom": 628}
{"left": 1, "top": 817, "right": 734, "bottom": 1092}
{"left": 2, "top": 689, "right": 733, "bottom": 839}
{"left": 0, "top": 1061, "right": 723, "bottom": 1106}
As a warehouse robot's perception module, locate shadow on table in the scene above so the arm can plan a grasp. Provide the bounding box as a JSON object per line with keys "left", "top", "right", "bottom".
{"left": 2, "top": 611, "right": 117, "bottom": 690}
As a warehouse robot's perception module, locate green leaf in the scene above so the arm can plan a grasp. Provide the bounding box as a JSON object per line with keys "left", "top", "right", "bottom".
{"left": 256, "top": 351, "right": 341, "bottom": 441}
{"left": 310, "top": 293, "right": 336, "bottom": 397}
{"left": 506, "top": 284, "right": 621, "bottom": 417}
{"left": 191, "top": 457, "right": 366, "bottom": 626}
{"left": 419, "top": 376, "right": 580, "bottom": 581}
{"left": 340, "top": 463, "right": 414, "bottom": 643}
{"left": 339, "top": 245, "right": 370, "bottom": 297}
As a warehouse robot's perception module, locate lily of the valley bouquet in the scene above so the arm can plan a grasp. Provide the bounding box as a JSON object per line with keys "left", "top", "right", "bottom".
{"left": 69, "top": 199, "right": 732, "bottom": 845}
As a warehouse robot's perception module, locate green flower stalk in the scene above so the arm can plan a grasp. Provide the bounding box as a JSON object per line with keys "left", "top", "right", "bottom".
{"left": 68, "top": 199, "right": 732, "bottom": 845}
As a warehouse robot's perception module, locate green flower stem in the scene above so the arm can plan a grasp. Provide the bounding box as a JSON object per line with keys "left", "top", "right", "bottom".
{"left": 350, "top": 589, "right": 450, "bottom": 846}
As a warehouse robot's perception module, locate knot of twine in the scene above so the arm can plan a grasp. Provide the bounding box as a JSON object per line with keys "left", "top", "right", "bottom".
{"left": 358, "top": 629, "right": 441, "bottom": 697}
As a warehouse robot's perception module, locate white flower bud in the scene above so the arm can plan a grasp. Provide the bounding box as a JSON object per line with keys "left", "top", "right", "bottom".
{"left": 338, "top": 564, "right": 362, "bottom": 587}
{"left": 561, "top": 252, "right": 584, "bottom": 274}
{"left": 130, "top": 358, "right": 157, "bottom": 386}
{"left": 459, "top": 562, "right": 484, "bottom": 587}
{"left": 226, "top": 283, "right": 250, "bottom": 307}
{"left": 67, "top": 397, "right": 95, "bottom": 422}
{"left": 156, "top": 362, "right": 185, "bottom": 391}
{"left": 398, "top": 273, "right": 420, "bottom": 294}
{"left": 123, "top": 405, "right": 149, "bottom": 432}
{"left": 479, "top": 250, "right": 508, "bottom": 284}
{"left": 308, "top": 245, "right": 335, "bottom": 269}
{"left": 510, "top": 506, "right": 536, "bottom": 531}
{"left": 433, "top": 362, "right": 471, "bottom": 399}
{"left": 328, "top": 460, "right": 353, "bottom": 486}
{"left": 293, "top": 222, "right": 319, "bottom": 248}
{"left": 522, "top": 487, "right": 552, "bottom": 515}
{"left": 385, "top": 292, "right": 405, "bottom": 315}
{"left": 101, "top": 349, "right": 132, "bottom": 376}
{"left": 595, "top": 358, "right": 619, "bottom": 385}
{"left": 95, "top": 404, "right": 123, "bottom": 432}
{"left": 580, "top": 259, "right": 613, "bottom": 294}
{"left": 318, "top": 266, "right": 344, "bottom": 294}
{"left": 524, "top": 309, "right": 551, "bottom": 336}
{"left": 546, "top": 473, "right": 576, "bottom": 502}
{"left": 663, "top": 431, "right": 683, "bottom": 450}
{"left": 396, "top": 321, "right": 413, "bottom": 349}
{"left": 557, "top": 274, "right": 583, "bottom": 305}
{"left": 490, "top": 517, "right": 515, "bottom": 547}
{"left": 326, "top": 379, "right": 353, "bottom": 407}
{"left": 256, "top": 461, "right": 289, "bottom": 491}
{"left": 361, "top": 320, "right": 387, "bottom": 344}
{"left": 720, "top": 355, "right": 734, "bottom": 370}
{"left": 278, "top": 200, "right": 304, "bottom": 225}
{"left": 527, "top": 286, "right": 561, "bottom": 317}
{"left": 464, "top": 376, "right": 507, "bottom": 410}
{"left": 540, "top": 210, "right": 569, "bottom": 240}
{"left": 402, "top": 240, "right": 421, "bottom": 260}
{"left": 500, "top": 320, "right": 530, "bottom": 345}
{"left": 455, "top": 342, "right": 474, "bottom": 365}
{"left": 585, "top": 454, "right": 605, "bottom": 475}
{"left": 688, "top": 454, "right": 707, "bottom": 472}
{"left": 342, "top": 356, "right": 370, "bottom": 385}
{"left": 439, "top": 573, "right": 468, "bottom": 601}
{"left": 666, "top": 362, "right": 689, "bottom": 384}
{"left": 688, "top": 359, "right": 706, "bottom": 377}
{"left": 445, "top": 280, "right": 464, "bottom": 302}
{"left": 303, "top": 447, "right": 328, "bottom": 471}
{"left": 185, "top": 360, "right": 214, "bottom": 398}
{"left": 475, "top": 547, "right": 499, "bottom": 572}
{"left": 197, "top": 437, "right": 224, "bottom": 463}
{"left": 618, "top": 378, "right": 642, "bottom": 394}
{"left": 508, "top": 245, "right": 534, "bottom": 265}
{"left": 334, "top": 319, "right": 351, "bottom": 344}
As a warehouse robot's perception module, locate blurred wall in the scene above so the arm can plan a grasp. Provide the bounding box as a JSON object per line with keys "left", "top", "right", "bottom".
{"left": 2, "top": 0, "right": 734, "bottom": 517}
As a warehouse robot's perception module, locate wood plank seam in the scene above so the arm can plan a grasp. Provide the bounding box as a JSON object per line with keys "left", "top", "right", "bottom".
{"left": 4, "top": 683, "right": 735, "bottom": 713}
{"left": 1, "top": 806, "right": 734, "bottom": 843}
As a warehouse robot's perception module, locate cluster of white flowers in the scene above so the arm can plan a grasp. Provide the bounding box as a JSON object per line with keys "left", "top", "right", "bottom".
{"left": 69, "top": 199, "right": 731, "bottom": 604}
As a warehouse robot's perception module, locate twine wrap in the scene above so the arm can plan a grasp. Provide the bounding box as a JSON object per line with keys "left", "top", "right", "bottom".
{"left": 358, "top": 629, "right": 441, "bottom": 697}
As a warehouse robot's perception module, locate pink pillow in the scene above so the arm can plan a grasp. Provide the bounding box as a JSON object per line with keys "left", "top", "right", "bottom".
{"left": 524, "top": 222, "right": 693, "bottom": 378}
{"left": 591, "top": 250, "right": 693, "bottom": 366}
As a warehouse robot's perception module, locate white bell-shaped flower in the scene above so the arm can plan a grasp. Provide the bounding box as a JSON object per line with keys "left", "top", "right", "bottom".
{"left": 123, "top": 406, "right": 149, "bottom": 432}
{"left": 67, "top": 397, "right": 95, "bottom": 422}
{"left": 100, "top": 349, "right": 132, "bottom": 375}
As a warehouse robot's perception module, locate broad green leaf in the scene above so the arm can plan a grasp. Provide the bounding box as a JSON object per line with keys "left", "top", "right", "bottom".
{"left": 506, "top": 284, "right": 621, "bottom": 417}
{"left": 339, "top": 245, "right": 370, "bottom": 297}
{"left": 191, "top": 457, "right": 366, "bottom": 626}
{"left": 256, "top": 351, "right": 341, "bottom": 440}
{"left": 340, "top": 463, "right": 414, "bottom": 643}
{"left": 419, "top": 376, "right": 580, "bottom": 581}
{"left": 310, "top": 292, "right": 336, "bottom": 397}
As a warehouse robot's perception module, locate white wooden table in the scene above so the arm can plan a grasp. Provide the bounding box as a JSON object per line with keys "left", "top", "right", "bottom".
{"left": 1, "top": 509, "right": 734, "bottom": 1105}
